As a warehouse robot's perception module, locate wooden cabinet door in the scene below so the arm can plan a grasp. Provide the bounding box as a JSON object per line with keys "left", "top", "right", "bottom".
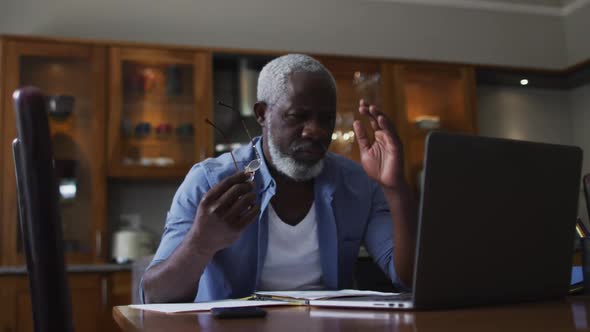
{"left": 13, "top": 278, "right": 32, "bottom": 332}
{"left": 71, "top": 275, "right": 106, "bottom": 332}
{"left": 390, "top": 63, "right": 478, "bottom": 190}
{"left": 13, "top": 274, "right": 106, "bottom": 332}
{"left": 0, "top": 276, "right": 17, "bottom": 332}
{"left": 1, "top": 272, "right": 131, "bottom": 332}
{"left": 105, "top": 271, "right": 132, "bottom": 332}
{"left": 0, "top": 38, "right": 107, "bottom": 265}
{"left": 107, "top": 47, "right": 213, "bottom": 178}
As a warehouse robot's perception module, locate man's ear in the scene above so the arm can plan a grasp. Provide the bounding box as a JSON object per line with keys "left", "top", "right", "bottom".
{"left": 254, "top": 102, "right": 267, "bottom": 126}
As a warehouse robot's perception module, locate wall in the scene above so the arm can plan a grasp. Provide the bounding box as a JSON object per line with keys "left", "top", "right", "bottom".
{"left": 565, "top": 2, "right": 590, "bottom": 65}
{"left": 477, "top": 84, "right": 590, "bottom": 224}
{"left": 571, "top": 83, "right": 590, "bottom": 222}
{"left": 477, "top": 85, "right": 572, "bottom": 145}
{"left": 0, "top": 0, "right": 567, "bottom": 69}
{"left": 571, "top": 84, "right": 590, "bottom": 176}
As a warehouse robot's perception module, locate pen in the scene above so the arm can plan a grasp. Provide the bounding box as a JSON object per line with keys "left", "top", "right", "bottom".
{"left": 576, "top": 218, "right": 589, "bottom": 238}
{"left": 253, "top": 294, "right": 307, "bottom": 305}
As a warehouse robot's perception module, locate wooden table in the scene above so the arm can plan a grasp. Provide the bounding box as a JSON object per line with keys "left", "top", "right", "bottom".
{"left": 114, "top": 296, "right": 590, "bottom": 331}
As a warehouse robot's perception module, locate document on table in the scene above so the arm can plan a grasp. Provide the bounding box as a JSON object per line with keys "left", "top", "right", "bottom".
{"left": 128, "top": 290, "right": 401, "bottom": 313}
{"left": 254, "top": 289, "right": 400, "bottom": 301}
{"left": 129, "top": 299, "right": 292, "bottom": 313}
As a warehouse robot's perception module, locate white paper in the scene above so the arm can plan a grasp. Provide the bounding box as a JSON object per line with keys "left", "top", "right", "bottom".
{"left": 255, "top": 289, "right": 400, "bottom": 301}
{"left": 129, "top": 300, "right": 291, "bottom": 313}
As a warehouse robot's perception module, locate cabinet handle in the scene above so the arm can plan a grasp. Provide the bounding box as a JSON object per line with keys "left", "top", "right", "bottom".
{"left": 96, "top": 231, "right": 102, "bottom": 258}
{"left": 101, "top": 277, "right": 108, "bottom": 308}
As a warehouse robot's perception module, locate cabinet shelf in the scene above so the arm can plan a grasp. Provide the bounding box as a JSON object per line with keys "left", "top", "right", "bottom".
{"left": 108, "top": 46, "right": 212, "bottom": 178}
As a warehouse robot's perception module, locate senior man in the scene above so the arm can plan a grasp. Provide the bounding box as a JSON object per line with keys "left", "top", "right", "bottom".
{"left": 141, "top": 54, "right": 417, "bottom": 303}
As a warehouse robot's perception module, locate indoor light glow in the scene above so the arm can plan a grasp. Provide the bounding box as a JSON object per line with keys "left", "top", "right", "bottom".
{"left": 59, "top": 180, "right": 77, "bottom": 200}
{"left": 520, "top": 79, "right": 529, "bottom": 86}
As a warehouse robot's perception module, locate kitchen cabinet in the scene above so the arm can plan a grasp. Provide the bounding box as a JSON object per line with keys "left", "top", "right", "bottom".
{"left": 0, "top": 37, "right": 108, "bottom": 265}
{"left": 107, "top": 47, "right": 213, "bottom": 178}
{"left": 105, "top": 271, "right": 132, "bottom": 331}
{"left": 0, "top": 271, "right": 131, "bottom": 332}
{"left": 0, "top": 35, "right": 478, "bottom": 268}
{"left": 0, "top": 276, "right": 17, "bottom": 332}
{"left": 311, "top": 59, "right": 478, "bottom": 184}
{"left": 389, "top": 63, "right": 478, "bottom": 191}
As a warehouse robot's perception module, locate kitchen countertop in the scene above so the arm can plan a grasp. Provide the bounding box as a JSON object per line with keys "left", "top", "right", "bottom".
{"left": 0, "top": 263, "right": 132, "bottom": 275}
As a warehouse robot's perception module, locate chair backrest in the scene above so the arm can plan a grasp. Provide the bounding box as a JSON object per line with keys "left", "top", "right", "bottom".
{"left": 12, "top": 86, "right": 74, "bottom": 332}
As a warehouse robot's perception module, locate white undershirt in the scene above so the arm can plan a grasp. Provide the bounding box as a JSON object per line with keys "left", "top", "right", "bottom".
{"left": 258, "top": 202, "right": 324, "bottom": 291}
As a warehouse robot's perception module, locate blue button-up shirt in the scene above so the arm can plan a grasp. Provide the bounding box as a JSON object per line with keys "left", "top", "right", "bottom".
{"left": 141, "top": 137, "right": 402, "bottom": 303}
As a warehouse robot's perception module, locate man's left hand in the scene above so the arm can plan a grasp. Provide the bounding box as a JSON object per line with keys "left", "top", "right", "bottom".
{"left": 353, "top": 99, "right": 406, "bottom": 190}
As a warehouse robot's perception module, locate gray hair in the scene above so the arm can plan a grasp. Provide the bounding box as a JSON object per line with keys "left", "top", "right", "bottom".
{"left": 257, "top": 54, "right": 336, "bottom": 106}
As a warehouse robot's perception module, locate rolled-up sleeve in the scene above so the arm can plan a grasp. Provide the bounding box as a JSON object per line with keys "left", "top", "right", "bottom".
{"left": 139, "top": 164, "right": 211, "bottom": 303}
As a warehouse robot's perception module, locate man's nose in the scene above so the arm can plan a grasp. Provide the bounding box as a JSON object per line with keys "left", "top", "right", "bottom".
{"left": 301, "top": 119, "right": 328, "bottom": 140}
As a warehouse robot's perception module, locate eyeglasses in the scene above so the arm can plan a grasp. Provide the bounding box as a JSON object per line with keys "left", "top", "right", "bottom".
{"left": 204, "top": 101, "right": 262, "bottom": 182}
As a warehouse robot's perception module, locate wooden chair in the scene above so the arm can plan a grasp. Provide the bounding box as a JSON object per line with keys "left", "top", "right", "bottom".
{"left": 12, "top": 86, "right": 74, "bottom": 332}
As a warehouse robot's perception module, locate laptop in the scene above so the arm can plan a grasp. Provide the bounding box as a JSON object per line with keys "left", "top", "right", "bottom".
{"left": 313, "top": 132, "right": 583, "bottom": 310}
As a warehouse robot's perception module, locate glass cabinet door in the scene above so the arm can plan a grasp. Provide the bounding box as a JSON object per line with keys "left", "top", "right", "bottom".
{"left": 319, "top": 58, "right": 384, "bottom": 163}
{"left": 108, "top": 48, "right": 212, "bottom": 178}
{"left": 1, "top": 39, "right": 107, "bottom": 264}
{"left": 392, "top": 64, "right": 477, "bottom": 191}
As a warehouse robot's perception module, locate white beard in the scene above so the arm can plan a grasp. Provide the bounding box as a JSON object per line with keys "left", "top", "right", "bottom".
{"left": 266, "top": 115, "right": 324, "bottom": 182}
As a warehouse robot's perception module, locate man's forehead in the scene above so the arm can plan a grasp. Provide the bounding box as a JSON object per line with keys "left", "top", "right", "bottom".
{"left": 287, "top": 71, "right": 332, "bottom": 88}
{"left": 274, "top": 95, "right": 336, "bottom": 111}
{"left": 283, "top": 73, "right": 335, "bottom": 98}
{"left": 264, "top": 71, "right": 336, "bottom": 112}
{"left": 284, "top": 104, "right": 336, "bottom": 111}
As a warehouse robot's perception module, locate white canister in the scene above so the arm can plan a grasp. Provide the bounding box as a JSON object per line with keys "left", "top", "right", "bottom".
{"left": 112, "top": 229, "right": 154, "bottom": 264}
{"left": 111, "top": 214, "right": 155, "bottom": 263}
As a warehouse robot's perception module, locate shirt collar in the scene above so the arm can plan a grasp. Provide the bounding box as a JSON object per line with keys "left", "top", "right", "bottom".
{"left": 253, "top": 136, "right": 274, "bottom": 194}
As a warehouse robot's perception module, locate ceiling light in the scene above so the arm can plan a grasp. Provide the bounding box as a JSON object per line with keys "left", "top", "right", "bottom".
{"left": 520, "top": 79, "right": 529, "bottom": 86}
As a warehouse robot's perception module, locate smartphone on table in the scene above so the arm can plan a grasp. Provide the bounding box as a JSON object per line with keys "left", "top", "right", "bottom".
{"left": 211, "top": 306, "right": 267, "bottom": 319}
